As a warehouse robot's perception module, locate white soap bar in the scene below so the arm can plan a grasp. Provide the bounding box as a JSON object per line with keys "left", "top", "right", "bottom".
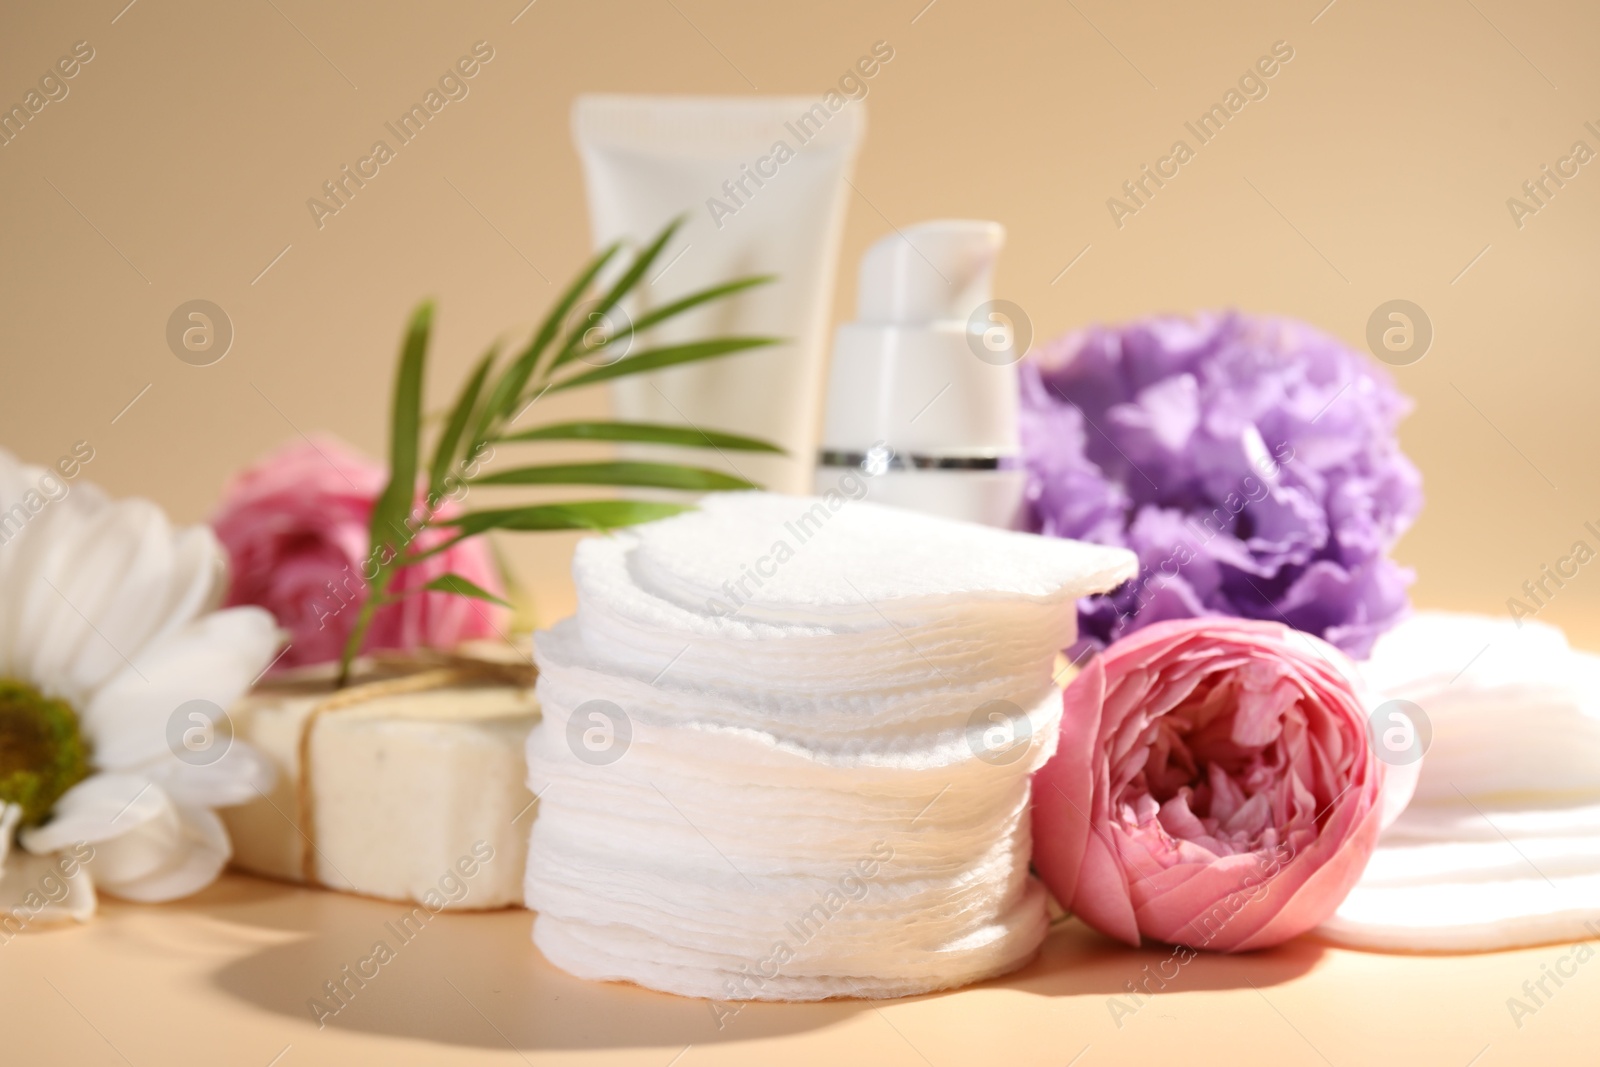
{"left": 223, "top": 674, "right": 538, "bottom": 910}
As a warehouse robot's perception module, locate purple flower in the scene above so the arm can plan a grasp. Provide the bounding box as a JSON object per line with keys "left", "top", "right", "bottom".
{"left": 1020, "top": 311, "right": 1421, "bottom": 659}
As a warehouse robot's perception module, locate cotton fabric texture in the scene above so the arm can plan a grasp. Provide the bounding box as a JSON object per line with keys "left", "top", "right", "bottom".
{"left": 1318, "top": 612, "right": 1600, "bottom": 951}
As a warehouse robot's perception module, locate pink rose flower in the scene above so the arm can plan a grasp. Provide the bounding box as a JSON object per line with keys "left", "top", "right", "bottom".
{"left": 212, "top": 435, "right": 510, "bottom": 670}
{"left": 1031, "top": 617, "right": 1385, "bottom": 952}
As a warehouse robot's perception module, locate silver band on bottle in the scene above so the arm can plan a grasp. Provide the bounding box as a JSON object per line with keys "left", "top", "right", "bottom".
{"left": 817, "top": 449, "right": 1012, "bottom": 472}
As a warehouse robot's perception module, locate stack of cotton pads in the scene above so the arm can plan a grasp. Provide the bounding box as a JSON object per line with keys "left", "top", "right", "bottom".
{"left": 524, "top": 492, "right": 1136, "bottom": 1000}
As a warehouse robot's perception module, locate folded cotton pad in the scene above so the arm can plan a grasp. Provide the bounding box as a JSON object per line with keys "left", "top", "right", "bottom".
{"left": 1316, "top": 612, "right": 1600, "bottom": 951}
{"left": 525, "top": 492, "right": 1137, "bottom": 1000}
{"left": 224, "top": 664, "right": 538, "bottom": 910}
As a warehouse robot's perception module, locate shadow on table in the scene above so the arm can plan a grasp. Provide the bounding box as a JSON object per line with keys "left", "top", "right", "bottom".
{"left": 199, "top": 876, "right": 868, "bottom": 1051}
{"left": 994, "top": 915, "right": 1326, "bottom": 998}
{"left": 196, "top": 876, "right": 1321, "bottom": 1052}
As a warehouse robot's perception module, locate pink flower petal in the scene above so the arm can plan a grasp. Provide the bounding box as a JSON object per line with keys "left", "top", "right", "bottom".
{"left": 1032, "top": 617, "right": 1383, "bottom": 952}
{"left": 211, "top": 435, "right": 511, "bottom": 668}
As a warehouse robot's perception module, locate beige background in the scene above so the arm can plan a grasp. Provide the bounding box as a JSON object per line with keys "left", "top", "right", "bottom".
{"left": 3, "top": 0, "right": 1598, "bottom": 643}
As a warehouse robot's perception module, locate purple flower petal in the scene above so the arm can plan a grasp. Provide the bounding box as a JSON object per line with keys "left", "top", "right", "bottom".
{"left": 1021, "top": 311, "right": 1422, "bottom": 658}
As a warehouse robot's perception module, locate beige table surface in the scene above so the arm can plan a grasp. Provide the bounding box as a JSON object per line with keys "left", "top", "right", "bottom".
{"left": 2, "top": 873, "right": 1592, "bottom": 1067}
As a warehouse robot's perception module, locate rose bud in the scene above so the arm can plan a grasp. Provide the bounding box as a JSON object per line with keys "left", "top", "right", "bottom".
{"left": 1032, "top": 617, "right": 1400, "bottom": 951}
{"left": 211, "top": 435, "right": 508, "bottom": 670}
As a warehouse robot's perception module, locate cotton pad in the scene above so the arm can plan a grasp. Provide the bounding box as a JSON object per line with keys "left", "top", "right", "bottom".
{"left": 524, "top": 492, "right": 1137, "bottom": 999}
{"left": 1316, "top": 612, "right": 1600, "bottom": 952}
{"left": 565, "top": 492, "right": 1133, "bottom": 702}
{"left": 626, "top": 491, "right": 1136, "bottom": 622}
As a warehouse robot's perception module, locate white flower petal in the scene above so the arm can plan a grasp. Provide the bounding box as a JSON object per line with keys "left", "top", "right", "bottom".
{"left": 0, "top": 456, "right": 108, "bottom": 686}
{"left": 83, "top": 607, "right": 279, "bottom": 768}
{"left": 0, "top": 455, "right": 275, "bottom": 912}
{"left": 113, "top": 522, "right": 225, "bottom": 676}
{"left": 13, "top": 501, "right": 227, "bottom": 703}
{"left": 4, "top": 495, "right": 128, "bottom": 703}
{"left": 136, "top": 741, "right": 276, "bottom": 809}
{"left": 86, "top": 807, "right": 183, "bottom": 887}
{"left": 20, "top": 772, "right": 167, "bottom": 853}
{"left": 22, "top": 776, "right": 189, "bottom": 891}
{"left": 89, "top": 803, "right": 230, "bottom": 903}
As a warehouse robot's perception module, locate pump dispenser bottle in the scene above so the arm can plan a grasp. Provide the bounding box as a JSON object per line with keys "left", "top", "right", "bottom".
{"left": 815, "top": 219, "right": 1025, "bottom": 528}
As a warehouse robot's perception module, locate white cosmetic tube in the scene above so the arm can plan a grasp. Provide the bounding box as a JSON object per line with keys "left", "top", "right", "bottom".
{"left": 571, "top": 95, "right": 864, "bottom": 495}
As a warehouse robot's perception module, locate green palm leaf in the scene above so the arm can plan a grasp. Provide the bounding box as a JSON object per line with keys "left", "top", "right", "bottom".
{"left": 499, "top": 420, "right": 784, "bottom": 453}
{"left": 553, "top": 219, "right": 682, "bottom": 363}
{"left": 555, "top": 275, "right": 775, "bottom": 370}
{"left": 550, "top": 337, "right": 781, "bottom": 393}
{"left": 418, "top": 573, "right": 512, "bottom": 608}
{"left": 429, "top": 344, "right": 496, "bottom": 499}
{"left": 341, "top": 216, "right": 780, "bottom": 688}
{"left": 473, "top": 461, "right": 756, "bottom": 491}
{"left": 443, "top": 500, "right": 693, "bottom": 536}
{"left": 370, "top": 301, "right": 431, "bottom": 556}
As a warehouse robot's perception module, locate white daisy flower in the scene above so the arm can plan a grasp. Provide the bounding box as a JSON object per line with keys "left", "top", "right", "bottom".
{"left": 0, "top": 446, "right": 279, "bottom": 923}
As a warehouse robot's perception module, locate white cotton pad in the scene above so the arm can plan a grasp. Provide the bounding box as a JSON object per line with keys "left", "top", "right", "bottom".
{"left": 1317, "top": 612, "right": 1600, "bottom": 952}
{"left": 534, "top": 617, "right": 1058, "bottom": 752}
{"left": 1317, "top": 802, "right": 1600, "bottom": 951}
{"left": 524, "top": 492, "right": 1136, "bottom": 999}
{"left": 573, "top": 538, "right": 1078, "bottom": 700}
{"left": 524, "top": 667, "right": 1064, "bottom": 999}
{"left": 564, "top": 493, "right": 1136, "bottom": 705}
{"left": 532, "top": 878, "right": 1053, "bottom": 1001}
{"left": 627, "top": 492, "right": 1137, "bottom": 622}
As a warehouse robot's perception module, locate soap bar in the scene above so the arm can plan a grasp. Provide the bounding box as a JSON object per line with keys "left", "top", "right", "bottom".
{"left": 223, "top": 668, "right": 538, "bottom": 910}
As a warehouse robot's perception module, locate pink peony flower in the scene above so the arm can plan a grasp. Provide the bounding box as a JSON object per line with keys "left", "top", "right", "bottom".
{"left": 1031, "top": 617, "right": 1387, "bottom": 952}
{"left": 211, "top": 435, "right": 510, "bottom": 670}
